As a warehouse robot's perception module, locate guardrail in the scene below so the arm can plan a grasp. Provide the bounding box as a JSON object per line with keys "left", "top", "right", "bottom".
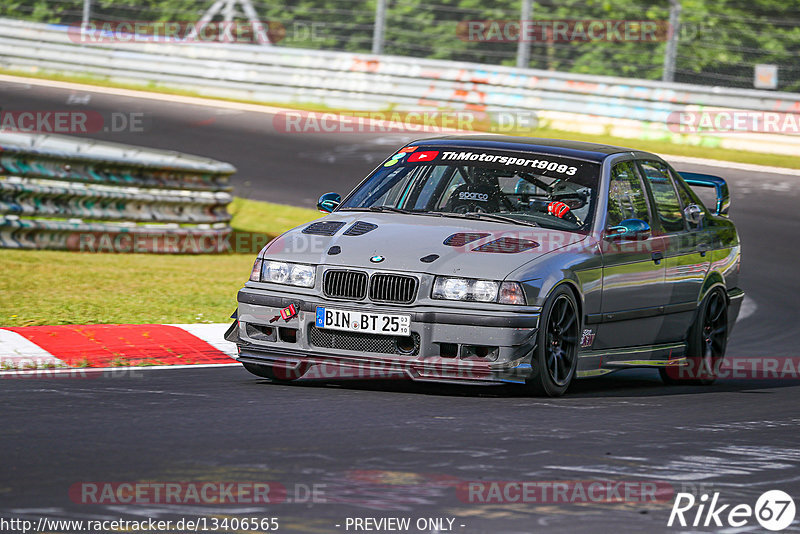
{"left": 0, "top": 18, "right": 798, "bottom": 156}
{"left": 0, "top": 132, "right": 235, "bottom": 253}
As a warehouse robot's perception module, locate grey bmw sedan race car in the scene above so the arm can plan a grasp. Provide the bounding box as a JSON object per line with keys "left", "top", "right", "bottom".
{"left": 229, "top": 136, "right": 743, "bottom": 396}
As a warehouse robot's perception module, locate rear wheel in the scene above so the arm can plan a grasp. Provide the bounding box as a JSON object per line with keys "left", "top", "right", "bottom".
{"left": 525, "top": 286, "right": 580, "bottom": 397}
{"left": 242, "top": 362, "right": 298, "bottom": 383}
{"left": 660, "top": 288, "right": 728, "bottom": 385}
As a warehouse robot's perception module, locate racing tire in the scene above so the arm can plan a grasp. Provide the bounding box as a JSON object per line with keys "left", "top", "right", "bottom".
{"left": 660, "top": 288, "right": 728, "bottom": 386}
{"left": 525, "top": 286, "right": 580, "bottom": 397}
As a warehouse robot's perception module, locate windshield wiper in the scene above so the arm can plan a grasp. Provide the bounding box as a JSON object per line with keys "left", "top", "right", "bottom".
{"left": 432, "top": 211, "right": 538, "bottom": 227}
{"left": 339, "top": 207, "right": 536, "bottom": 227}
{"left": 369, "top": 206, "right": 415, "bottom": 214}
{"left": 465, "top": 212, "right": 538, "bottom": 227}
{"left": 339, "top": 206, "right": 412, "bottom": 214}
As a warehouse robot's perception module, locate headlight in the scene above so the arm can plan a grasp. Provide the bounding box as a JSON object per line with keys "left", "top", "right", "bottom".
{"left": 432, "top": 277, "right": 526, "bottom": 305}
{"left": 432, "top": 277, "right": 498, "bottom": 303}
{"left": 256, "top": 260, "right": 316, "bottom": 288}
{"left": 288, "top": 264, "right": 315, "bottom": 287}
{"left": 263, "top": 261, "right": 290, "bottom": 283}
{"left": 439, "top": 277, "right": 470, "bottom": 300}
{"left": 472, "top": 279, "right": 500, "bottom": 302}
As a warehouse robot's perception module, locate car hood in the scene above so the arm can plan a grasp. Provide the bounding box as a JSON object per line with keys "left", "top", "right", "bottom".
{"left": 263, "top": 212, "right": 587, "bottom": 279}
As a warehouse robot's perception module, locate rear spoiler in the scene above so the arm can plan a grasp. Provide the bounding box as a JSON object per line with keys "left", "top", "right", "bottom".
{"left": 678, "top": 172, "right": 730, "bottom": 216}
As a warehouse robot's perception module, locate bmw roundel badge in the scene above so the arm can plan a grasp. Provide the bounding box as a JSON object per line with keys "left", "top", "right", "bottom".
{"left": 370, "top": 255, "right": 385, "bottom": 263}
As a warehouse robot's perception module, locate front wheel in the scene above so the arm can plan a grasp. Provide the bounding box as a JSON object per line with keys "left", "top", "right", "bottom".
{"left": 660, "top": 288, "right": 728, "bottom": 385}
{"left": 525, "top": 286, "right": 580, "bottom": 397}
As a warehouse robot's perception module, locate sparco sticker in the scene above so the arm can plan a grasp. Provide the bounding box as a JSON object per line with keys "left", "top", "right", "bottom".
{"left": 458, "top": 191, "right": 489, "bottom": 202}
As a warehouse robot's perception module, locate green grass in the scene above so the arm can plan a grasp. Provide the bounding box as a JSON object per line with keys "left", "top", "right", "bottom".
{"left": 3, "top": 68, "right": 798, "bottom": 170}
{"left": 227, "top": 197, "right": 321, "bottom": 235}
{"left": 0, "top": 197, "right": 321, "bottom": 326}
{"left": 0, "top": 250, "right": 251, "bottom": 325}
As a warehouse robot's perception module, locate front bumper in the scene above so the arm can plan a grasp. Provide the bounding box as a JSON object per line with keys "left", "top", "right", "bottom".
{"left": 234, "top": 288, "right": 540, "bottom": 385}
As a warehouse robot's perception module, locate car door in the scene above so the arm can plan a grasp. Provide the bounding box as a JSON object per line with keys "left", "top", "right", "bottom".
{"left": 638, "top": 160, "right": 710, "bottom": 342}
{"left": 594, "top": 159, "right": 668, "bottom": 350}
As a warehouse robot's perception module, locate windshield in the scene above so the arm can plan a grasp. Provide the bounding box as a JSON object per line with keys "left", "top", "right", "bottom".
{"left": 339, "top": 146, "right": 601, "bottom": 233}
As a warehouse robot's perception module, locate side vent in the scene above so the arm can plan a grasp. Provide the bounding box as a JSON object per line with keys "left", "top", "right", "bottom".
{"left": 443, "top": 232, "right": 490, "bottom": 247}
{"left": 473, "top": 237, "right": 539, "bottom": 253}
{"left": 302, "top": 220, "right": 346, "bottom": 236}
{"left": 343, "top": 221, "right": 378, "bottom": 236}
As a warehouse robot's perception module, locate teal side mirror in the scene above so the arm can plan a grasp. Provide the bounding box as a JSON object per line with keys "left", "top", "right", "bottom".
{"left": 317, "top": 192, "right": 341, "bottom": 213}
{"left": 679, "top": 172, "right": 730, "bottom": 216}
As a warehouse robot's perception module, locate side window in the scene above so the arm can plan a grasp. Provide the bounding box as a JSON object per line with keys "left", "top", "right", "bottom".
{"left": 639, "top": 160, "right": 685, "bottom": 233}
{"left": 607, "top": 161, "right": 650, "bottom": 227}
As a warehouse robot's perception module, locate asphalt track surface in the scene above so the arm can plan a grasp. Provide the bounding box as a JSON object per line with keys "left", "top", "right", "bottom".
{"left": 2, "top": 79, "right": 800, "bottom": 533}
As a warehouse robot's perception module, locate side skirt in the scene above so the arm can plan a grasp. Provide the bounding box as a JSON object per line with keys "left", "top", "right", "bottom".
{"left": 576, "top": 342, "right": 687, "bottom": 378}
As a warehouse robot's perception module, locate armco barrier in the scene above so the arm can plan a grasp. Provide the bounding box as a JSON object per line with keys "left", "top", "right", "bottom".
{"left": 0, "top": 18, "right": 799, "bottom": 155}
{"left": 0, "top": 132, "right": 235, "bottom": 253}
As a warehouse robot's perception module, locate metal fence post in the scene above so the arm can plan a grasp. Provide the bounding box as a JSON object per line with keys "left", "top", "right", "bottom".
{"left": 662, "top": 0, "right": 682, "bottom": 82}
{"left": 81, "top": 0, "right": 91, "bottom": 31}
{"left": 188, "top": 0, "right": 271, "bottom": 45}
{"left": 372, "top": 0, "right": 387, "bottom": 55}
{"left": 516, "top": 0, "right": 532, "bottom": 69}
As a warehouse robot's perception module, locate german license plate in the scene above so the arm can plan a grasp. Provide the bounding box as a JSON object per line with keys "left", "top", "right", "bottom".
{"left": 315, "top": 307, "right": 410, "bottom": 336}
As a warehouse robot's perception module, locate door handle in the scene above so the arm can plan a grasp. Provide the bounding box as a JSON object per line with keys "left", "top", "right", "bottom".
{"left": 651, "top": 251, "right": 663, "bottom": 265}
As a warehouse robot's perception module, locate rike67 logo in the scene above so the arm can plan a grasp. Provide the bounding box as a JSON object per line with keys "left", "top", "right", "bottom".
{"left": 669, "top": 490, "right": 796, "bottom": 531}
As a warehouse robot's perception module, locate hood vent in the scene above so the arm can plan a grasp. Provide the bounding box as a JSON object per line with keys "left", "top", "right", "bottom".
{"left": 473, "top": 237, "right": 539, "bottom": 253}
{"left": 302, "top": 220, "right": 346, "bottom": 236}
{"left": 443, "top": 232, "right": 490, "bottom": 247}
{"left": 343, "top": 221, "right": 378, "bottom": 236}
